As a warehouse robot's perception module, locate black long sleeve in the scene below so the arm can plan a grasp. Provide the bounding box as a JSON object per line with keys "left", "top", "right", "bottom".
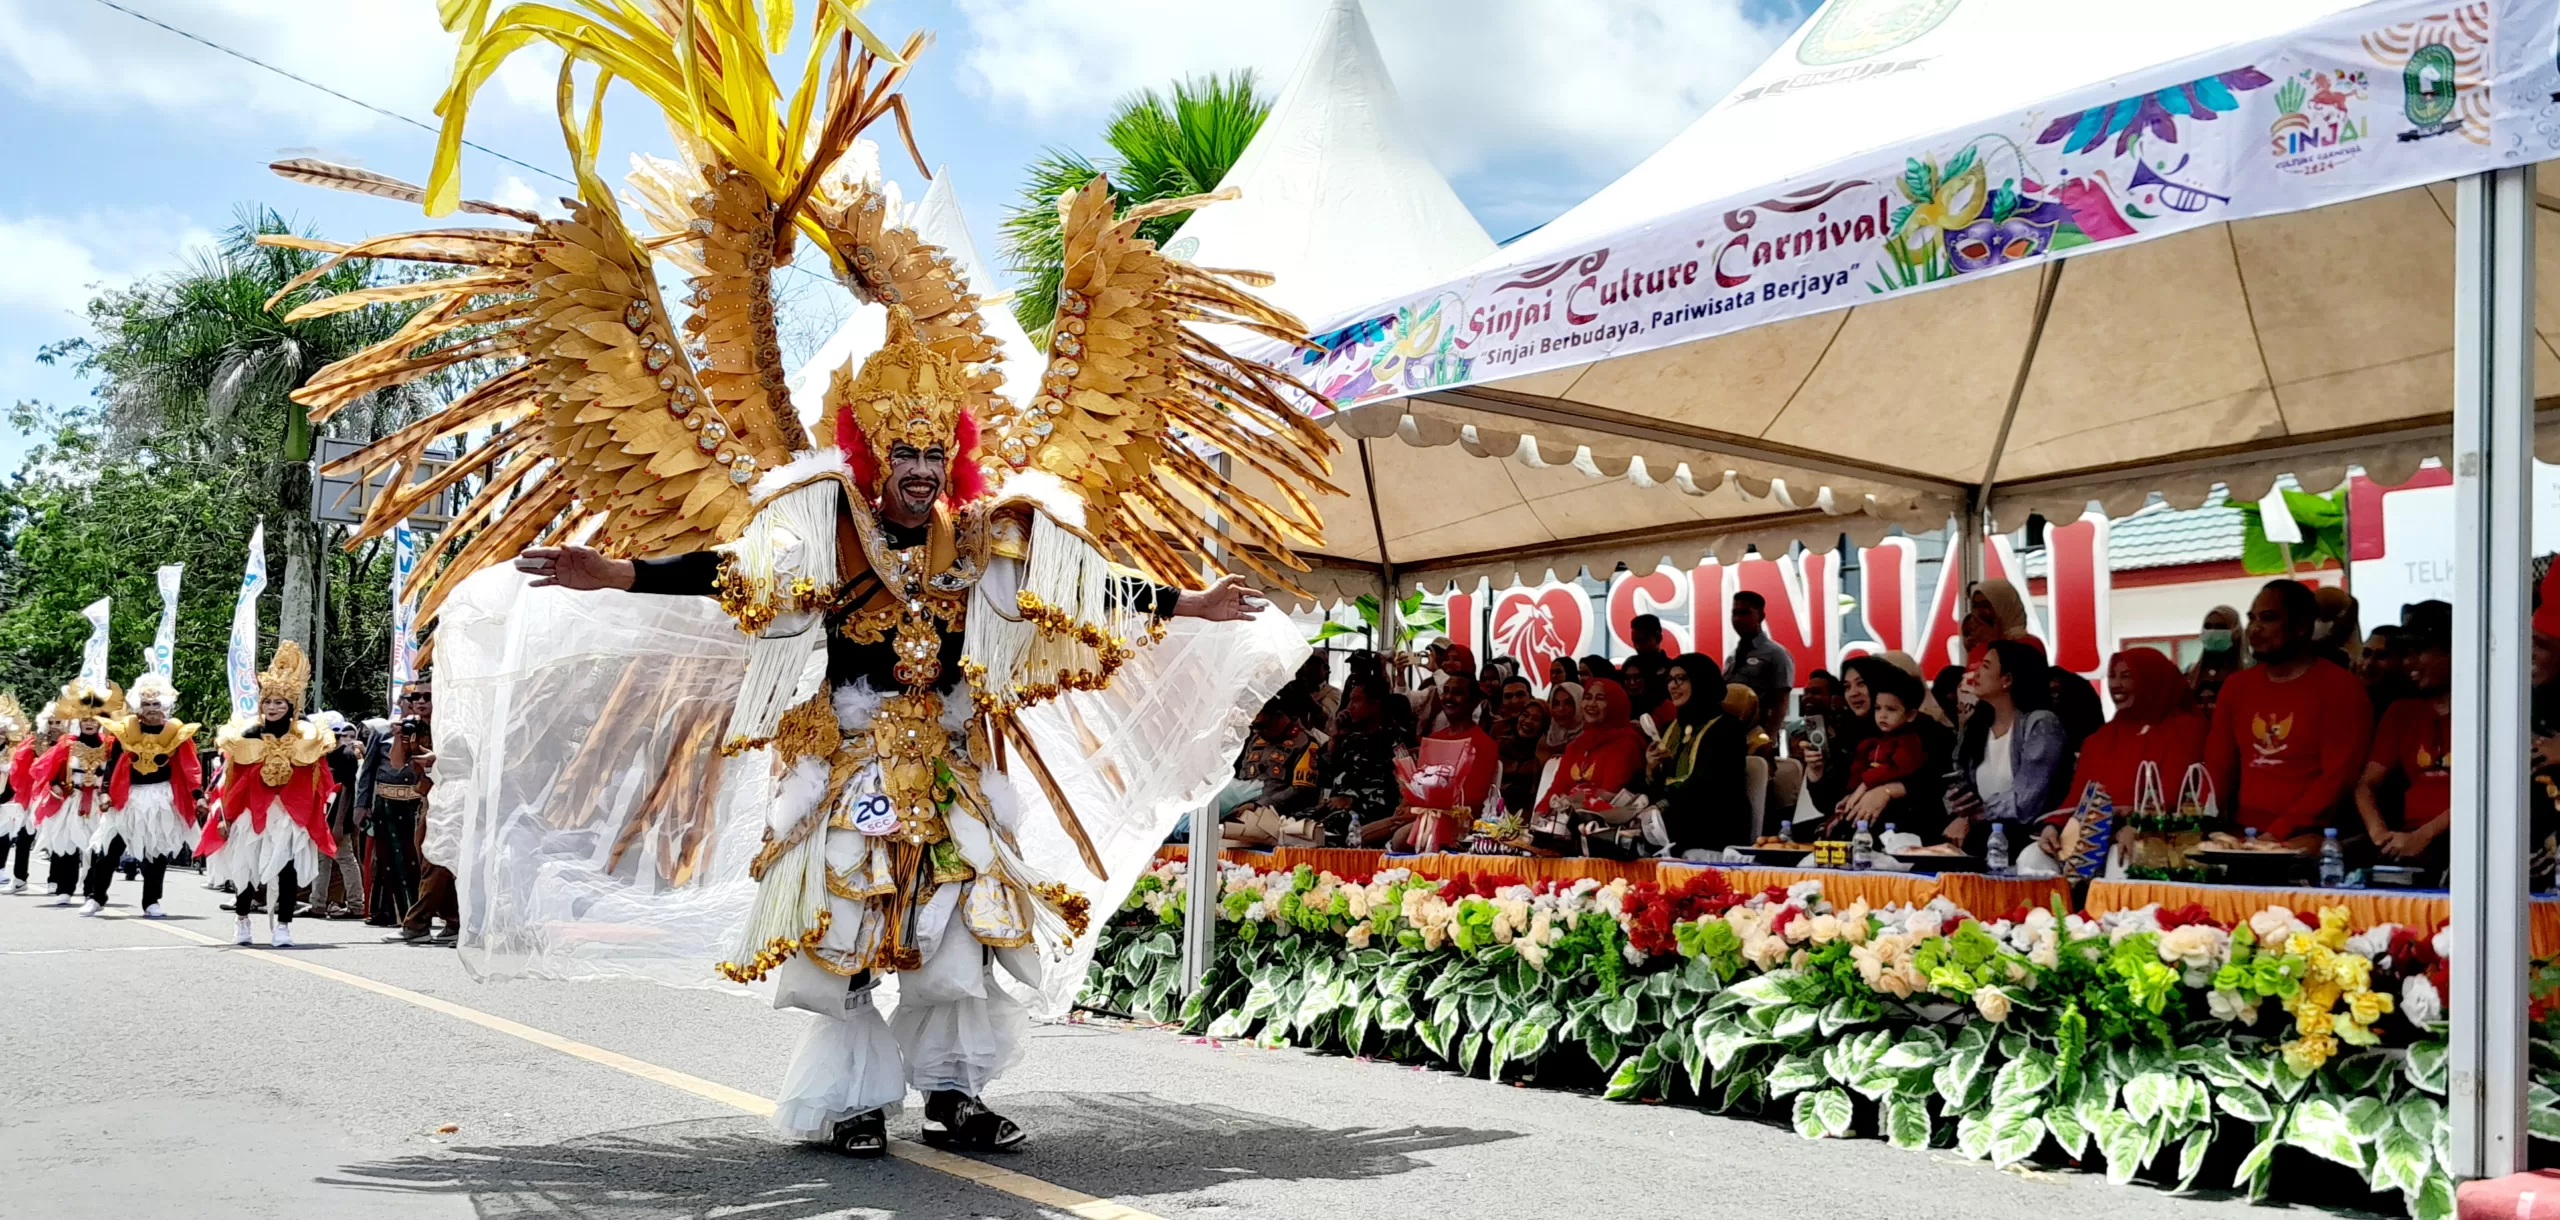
{"left": 629, "top": 551, "right": 723, "bottom": 597}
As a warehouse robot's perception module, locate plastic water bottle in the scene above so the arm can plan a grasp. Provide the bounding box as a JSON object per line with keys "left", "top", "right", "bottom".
{"left": 1850, "top": 819, "right": 1875, "bottom": 870}
{"left": 1985, "top": 823, "right": 2012, "bottom": 876}
{"left": 2318, "top": 827, "right": 2346, "bottom": 888}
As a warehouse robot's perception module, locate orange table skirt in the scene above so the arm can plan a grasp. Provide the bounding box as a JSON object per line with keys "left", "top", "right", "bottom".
{"left": 2084, "top": 879, "right": 2560, "bottom": 958}
{"left": 1153, "top": 844, "right": 1660, "bottom": 888}
{"left": 1661, "top": 863, "right": 2071, "bottom": 917}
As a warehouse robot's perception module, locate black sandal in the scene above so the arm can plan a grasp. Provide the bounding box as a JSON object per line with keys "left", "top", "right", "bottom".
{"left": 828, "top": 1109, "right": 887, "bottom": 1158}
{"left": 922, "top": 1091, "right": 1025, "bottom": 1152}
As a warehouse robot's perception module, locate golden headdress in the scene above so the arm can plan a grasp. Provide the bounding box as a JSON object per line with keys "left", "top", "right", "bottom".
{"left": 257, "top": 641, "right": 311, "bottom": 712}
{"left": 129, "top": 671, "right": 180, "bottom": 715}
{"left": 830, "top": 306, "right": 974, "bottom": 495}
{"left": 0, "top": 693, "right": 26, "bottom": 743}
{"left": 50, "top": 680, "right": 125, "bottom": 724}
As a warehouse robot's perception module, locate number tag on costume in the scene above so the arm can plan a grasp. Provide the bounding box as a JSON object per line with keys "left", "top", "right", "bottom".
{"left": 851, "top": 792, "right": 900, "bottom": 836}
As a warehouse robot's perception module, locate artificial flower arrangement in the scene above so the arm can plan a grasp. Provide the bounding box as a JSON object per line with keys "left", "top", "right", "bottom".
{"left": 1090, "top": 860, "right": 2544, "bottom": 1220}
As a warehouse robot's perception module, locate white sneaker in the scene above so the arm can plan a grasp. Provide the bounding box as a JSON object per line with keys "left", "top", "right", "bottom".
{"left": 78, "top": 899, "right": 101, "bottom": 916}
{"left": 143, "top": 903, "right": 166, "bottom": 919}
{"left": 6, "top": 879, "right": 23, "bottom": 894}
{"left": 271, "top": 923, "right": 294, "bottom": 949}
{"left": 235, "top": 917, "right": 254, "bottom": 945}
{"left": 49, "top": 893, "right": 73, "bottom": 907}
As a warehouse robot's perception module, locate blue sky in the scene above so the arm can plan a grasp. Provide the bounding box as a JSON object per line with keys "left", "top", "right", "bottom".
{"left": 0, "top": 0, "right": 1818, "bottom": 470}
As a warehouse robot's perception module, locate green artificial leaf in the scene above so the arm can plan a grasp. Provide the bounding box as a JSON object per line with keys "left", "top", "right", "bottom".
{"left": 2532, "top": 1081, "right": 2560, "bottom": 1113}
{"left": 2097, "top": 1113, "right": 2149, "bottom": 1186}
{"left": 2045, "top": 1103, "right": 2088, "bottom": 1160}
{"left": 1819, "top": 997, "right": 1868, "bottom": 1037}
{"left": 2218, "top": 1086, "right": 2274, "bottom": 1123}
{"left": 1997, "top": 1028, "right": 2031, "bottom": 1061}
{"left": 1463, "top": 991, "right": 1498, "bottom": 1030}
{"left": 1792, "top": 1089, "right": 1835, "bottom": 1139}
{"left": 1885, "top": 1094, "right": 1933, "bottom": 1150}
{"left": 1989, "top": 1111, "right": 2046, "bottom": 1167}
{"left": 1605, "top": 1056, "right": 1649, "bottom": 1100}
{"left": 2232, "top": 1121, "right": 2281, "bottom": 1194}
{"left": 1487, "top": 1020, "right": 1513, "bottom": 1080}
{"left": 1955, "top": 1112, "right": 1994, "bottom": 1161}
{"left": 1767, "top": 1052, "right": 1827, "bottom": 1099}
{"left": 2409, "top": 1172, "right": 2455, "bottom": 1220}
{"left": 2405, "top": 1040, "right": 2449, "bottom": 1096}
{"left": 1417, "top": 1017, "right": 1452, "bottom": 1059}
{"left": 1506, "top": 1016, "right": 1551, "bottom": 1063}
{"left": 2345, "top": 1094, "right": 2393, "bottom": 1142}
{"left": 1770, "top": 1004, "right": 1821, "bottom": 1040}
{"left": 1704, "top": 1023, "right": 1766, "bottom": 1072}
{"left": 2175, "top": 1131, "right": 2211, "bottom": 1192}
{"left": 2376, "top": 1126, "right": 2431, "bottom": 1194}
{"left": 1935, "top": 1035, "right": 1990, "bottom": 1110}
{"left": 2287, "top": 1097, "right": 2367, "bottom": 1168}
{"left": 1994, "top": 1053, "right": 2054, "bottom": 1105}
{"left": 1378, "top": 995, "right": 1415, "bottom": 1032}
{"left": 2531, "top": 1108, "right": 2560, "bottom": 1143}
{"left": 1812, "top": 1088, "right": 1855, "bottom": 1139}
{"left": 2122, "top": 1071, "right": 2178, "bottom": 1125}
{"left": 1584, "top": 1030, "right": 1621, "bottom": 1075}
{"left": 2398, "top": 1093, "right": 2445, "bottom": 1141}
{"left": 1877, "top": 1035, "right": 1944, "bottom": 1073}
{"left": 1381, "top": 962, "right": 1424, "bottom": 996}
{"left": 1600, "top": 993, "right": 1640, "bottom": 1037}
{"left": 2335, "top": 1050, "right": 2392, "bottom": 1095}
{"left": 1347, "top": 997, "right": 1377, "bottom": 1055}
{"left": 1206, "top": 1011, "right": 1249, "bottom": 1039}
{"left": 1723, "top": 1066, "right": 1767, "bottom": 1112}
{"left": 1459, "top": 1031, "right": 1487, "bottom": 1076}
{"left": 1239, "top": 980, "right": 1281, "bottom": 1020}
{"left": 1726, "top": 971, "right": 1797, "bottom": 1007}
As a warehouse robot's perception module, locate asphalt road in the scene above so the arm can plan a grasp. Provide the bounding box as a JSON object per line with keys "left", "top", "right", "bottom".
{"left": 3, "top": 872, "right": 2279, "bottom": 1220}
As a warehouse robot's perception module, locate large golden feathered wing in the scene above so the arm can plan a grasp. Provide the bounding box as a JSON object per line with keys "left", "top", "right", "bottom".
{"left": 978, "top": 178, "right": 1342, "bottom": 599}
{"left": 268, "top": 0, "right": 919, "bottom": 623}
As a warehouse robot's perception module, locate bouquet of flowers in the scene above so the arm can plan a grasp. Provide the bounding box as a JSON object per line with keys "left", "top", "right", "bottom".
{"left": 1396, "top": 736, "right": 1480, "bottom": 853}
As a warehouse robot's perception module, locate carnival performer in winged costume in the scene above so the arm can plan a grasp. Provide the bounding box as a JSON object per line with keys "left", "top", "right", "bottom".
{"left": 266, "top": 1, "right": 1337, "bottom": 1157}
{"left": 86, "top": 671, "right": 202, "bottom": 918}
{"left": 199, "top": 643, "right": 338, "bottom": 947}
{"left": 31, "top": 682, "right": 123, "bottom": 905}
{"left": 0, "top": 695, "right": 37, "bottom": 894}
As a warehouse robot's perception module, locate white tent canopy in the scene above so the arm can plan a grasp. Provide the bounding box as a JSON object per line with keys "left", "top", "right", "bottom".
{"left": 1277, "top": 0, "right": 2560, "bottom": 596}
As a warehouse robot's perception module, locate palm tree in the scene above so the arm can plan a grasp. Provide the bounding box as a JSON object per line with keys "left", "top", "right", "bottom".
{"left": 54, "top": 206, "right": 464, "bottom": 703}
{"left": 999, "top": 71, "right": 1271, "bottom": 343}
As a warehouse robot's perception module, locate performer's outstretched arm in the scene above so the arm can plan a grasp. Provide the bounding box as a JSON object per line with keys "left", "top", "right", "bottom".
{"left": 513, "top": 545, "right": 709, "bottom": 594}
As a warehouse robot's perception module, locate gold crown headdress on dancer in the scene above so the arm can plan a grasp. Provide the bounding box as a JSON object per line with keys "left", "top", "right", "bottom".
{"left": 0, "top": 693, "right": 26, "bottom": 744}
{"left": 256, "top": 642, "right": 310, "bottom": 715}
{"left": 50, "top": 680, "right": 125, "bottom": 723}
{"left": 831, "top": 306, "right": 976, "bottom": 500}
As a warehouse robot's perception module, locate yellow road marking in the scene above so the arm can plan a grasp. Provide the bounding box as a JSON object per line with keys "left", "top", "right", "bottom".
{"left": 135, "top": 918, "right": 1160, "bottom": 1220}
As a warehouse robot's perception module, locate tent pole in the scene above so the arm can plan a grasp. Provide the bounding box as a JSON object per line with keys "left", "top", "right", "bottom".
{"left": 2449, "top": 164, "right": 2534, "bottom": 1181}
{"left": 1180, "top": 454, "right": 1237, "bottom": 997}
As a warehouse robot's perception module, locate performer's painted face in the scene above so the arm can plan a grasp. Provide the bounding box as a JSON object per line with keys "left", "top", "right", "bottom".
{"left": 884, "top": 441, "right": 947, "bottom": 525}
{"left": 78, "top": 717, "right": 100, "bottom": 738}
{"left": 137, "top": 701, "right": 165, "bottom": 729}
{"left": 260, "top": 696, "right": 291, "bottom": 724}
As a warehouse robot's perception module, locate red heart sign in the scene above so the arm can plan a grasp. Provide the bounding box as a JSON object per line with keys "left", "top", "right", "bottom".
{"left": 1489, "top": 583, "right": 1588, "bottom": 691}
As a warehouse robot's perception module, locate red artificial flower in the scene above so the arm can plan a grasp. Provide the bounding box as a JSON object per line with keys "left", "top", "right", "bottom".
{"left": 2154, "top": 903, "right": 2225, "bottom": 931}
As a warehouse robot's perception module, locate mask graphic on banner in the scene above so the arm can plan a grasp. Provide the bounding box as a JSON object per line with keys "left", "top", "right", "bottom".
{"left": 228, "top": 522, "right": 269, "bottom": 722}
{"left": 390, "top": 523, "right": 418, "bottom": 709}
{"left": 151, "top": 563, "right": 183, "bottom": 679}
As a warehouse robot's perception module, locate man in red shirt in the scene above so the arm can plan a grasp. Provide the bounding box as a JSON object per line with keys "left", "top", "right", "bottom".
{"left": 2355, "top": 624, "right": 2449, "bottom": 872}
{"left": 2205, "top": 580, "right": 2373, "bottom": 843}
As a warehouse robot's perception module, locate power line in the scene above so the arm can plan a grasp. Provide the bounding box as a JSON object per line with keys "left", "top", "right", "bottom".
{"left": 79, "top": 0, "right": 844, "bottom": 288}
{"left": 85, "top": 0, "right": 575, "bottom": 190}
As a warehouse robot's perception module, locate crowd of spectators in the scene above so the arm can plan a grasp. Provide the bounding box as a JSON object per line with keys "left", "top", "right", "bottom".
{"left": 1214, "top": 570, "right": 2560, "bottom": 888}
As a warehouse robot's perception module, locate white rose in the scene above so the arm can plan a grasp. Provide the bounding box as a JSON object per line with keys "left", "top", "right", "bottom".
{"left": 2345, "top": 924, "right": 2398, "bottom": 962}
{"left": 2400, "top": 975, "right": 2444, "bottom": 1028}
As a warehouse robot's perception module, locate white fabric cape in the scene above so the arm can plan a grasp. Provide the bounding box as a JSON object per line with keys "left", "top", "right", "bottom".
{"left": 427, "top": 565, "right": 1303, "bottom": 1014}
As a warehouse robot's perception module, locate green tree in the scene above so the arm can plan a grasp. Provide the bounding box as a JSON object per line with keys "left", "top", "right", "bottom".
{"left": 16, "top": 206, "right": 466, "bottom": 719}
{"left": 999, "top": 71, "right": 1270, "bottom": 343}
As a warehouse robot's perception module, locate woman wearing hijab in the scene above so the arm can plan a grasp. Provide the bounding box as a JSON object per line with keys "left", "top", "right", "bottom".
{"left": 1962, "top": 580, "right": 2043, "bottom": 671}
{"left": 1536, "top": 679, "right": 1648, "bottom": 816}
{"left": 1539, "top": 681, "right": 1585, "bottom": 765}
{"left": 2037, "top": 649, "right": 2209, "bottom": 859}
{"left": 1647, "top": 655, "right": 1749, "bottom": 852}
{"left": 2190, "top": 604, "right": 2249, "bottom": 679}
{"left": 1946, "top": 640, "right": 2070, "bottom": 852}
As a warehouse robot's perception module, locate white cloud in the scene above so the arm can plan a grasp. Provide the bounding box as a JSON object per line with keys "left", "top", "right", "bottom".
{"left": 0, "top": 210, "right": 215, "bottom": 322}
{"left": 490, "top": 175, "right": 545, "bottom": 213}
{"left": 951, "top": 0, "right": 1789, "bottom": 177}
{"left": 0, "top": 0, "right": 557, "bottom": 138}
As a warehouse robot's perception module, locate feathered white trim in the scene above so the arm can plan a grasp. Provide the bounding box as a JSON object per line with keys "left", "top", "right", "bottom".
{"left": 751, "top": 446, "right": 854, "bottom": 502}
{"left": 831, "top": 681, "right": 889, "bottom": 732}
{"left": 988, "top": 469, "right": 1085, "bottom": 530}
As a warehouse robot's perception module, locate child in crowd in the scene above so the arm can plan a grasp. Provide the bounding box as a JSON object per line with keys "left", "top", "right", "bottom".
{"left": 1839, "top": 677, "right": 1928, "bottom": 827}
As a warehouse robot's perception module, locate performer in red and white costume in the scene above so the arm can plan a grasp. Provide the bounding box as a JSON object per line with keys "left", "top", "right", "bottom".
{"left": 84, "top": 671, "right": 201, "bottom": 918}
{"left": 30, "top": 682, "right": 123, "bottom": 905}
{"left": 198, "top": 642, "right": 336, "bottom": 947}
{"left": 0, "top": 696, "right": 36, "bottom": 894}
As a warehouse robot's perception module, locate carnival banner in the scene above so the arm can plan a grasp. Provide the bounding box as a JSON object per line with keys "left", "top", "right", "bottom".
{"left": 227, "top": 523, "right": 267, "bottom": 722}
{"left": 150, "top": 563, "right": 182, "bottom": 679}
{"left": 1284, "top": 0, "right": 2560, "bottom": 414}
{"left": 389, "top": 522, "right": 418, "bottom": 709}
{"left": 77, "top": 598, "right": 110, "bottom": 689}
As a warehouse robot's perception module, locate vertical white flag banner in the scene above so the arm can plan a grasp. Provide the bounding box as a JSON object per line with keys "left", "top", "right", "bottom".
{"left": 78, "top": 598, "right": 111, "bottom": 689}
{"left": 227, "top": 522, "right": 269, "bottom": 722}
{"left": 389, "top": 522, "right": 418, "bottom": 710}
{"left": 151, "top": 563, "right": 183, "bottom": 679}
